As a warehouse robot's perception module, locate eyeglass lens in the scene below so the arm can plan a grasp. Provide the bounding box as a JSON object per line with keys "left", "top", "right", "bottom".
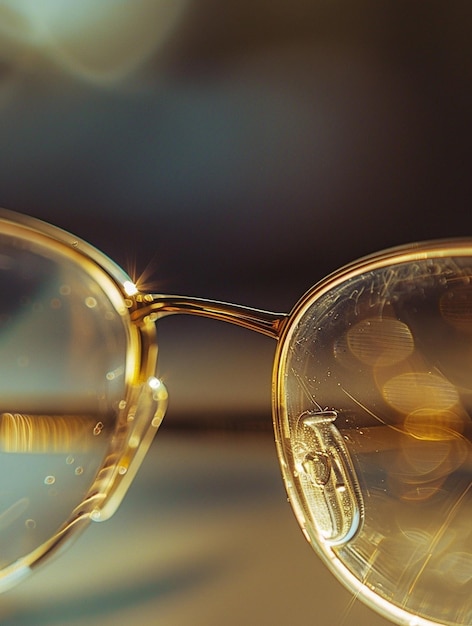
{"left": 0, "top": 235, "right": 129, "bottom": 575}
{"left": 277, "top": 254, "right": 472, "bottom": 625}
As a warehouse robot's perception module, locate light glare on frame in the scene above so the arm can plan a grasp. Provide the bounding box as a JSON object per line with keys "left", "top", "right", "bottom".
{"left": 123, "top": 281, "right": 138, "bottom": 297}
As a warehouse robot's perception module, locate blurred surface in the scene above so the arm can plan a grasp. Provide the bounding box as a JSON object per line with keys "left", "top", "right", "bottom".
{"left": 0, "top": 1, "right": 472, "bottom": 624}
{"left": 0, "top": 432, "right": 392, "bottom": 626}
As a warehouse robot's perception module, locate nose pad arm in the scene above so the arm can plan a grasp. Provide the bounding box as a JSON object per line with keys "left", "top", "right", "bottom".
{"left": 294, "top": 410, "right": 364, "bottom": 546}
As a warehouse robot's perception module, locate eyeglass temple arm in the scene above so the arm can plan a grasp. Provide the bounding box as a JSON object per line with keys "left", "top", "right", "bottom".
{"left": 132, "top": 294, "right": 289, "bottom": 339}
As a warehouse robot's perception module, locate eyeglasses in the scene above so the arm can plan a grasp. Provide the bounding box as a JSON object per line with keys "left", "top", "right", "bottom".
{"left": 0, "top": 207, "right": 471, "bottom": 626}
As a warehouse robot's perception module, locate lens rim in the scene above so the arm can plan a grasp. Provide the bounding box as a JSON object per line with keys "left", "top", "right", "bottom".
{"left": 272, "top": 238, "right": 472, "bottom": 626}
{"left": 0, "top": 208, "right": 163, "bottom": 587}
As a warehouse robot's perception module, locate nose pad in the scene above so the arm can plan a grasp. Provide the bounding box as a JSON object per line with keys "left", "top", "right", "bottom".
{"left": 93, "top": 376, "right": 168, "bottom": 521}
{"left": 294, "top": 410, "right": 364, "bottom": 546}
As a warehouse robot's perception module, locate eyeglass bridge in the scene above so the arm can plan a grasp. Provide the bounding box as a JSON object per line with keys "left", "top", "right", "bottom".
{"left": 132, "top": 294, "right": 288, "bottom": 339}
{"left": 295, "top": 410, "right": 364, "bottom": 546}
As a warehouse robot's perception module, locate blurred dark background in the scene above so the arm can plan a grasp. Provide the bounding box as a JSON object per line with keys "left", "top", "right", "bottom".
{"left": 1, "top": 0, "right": 471, "bottom": 423}
{"left": 0, "top": 4, "right": 471, "bottom": 625}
